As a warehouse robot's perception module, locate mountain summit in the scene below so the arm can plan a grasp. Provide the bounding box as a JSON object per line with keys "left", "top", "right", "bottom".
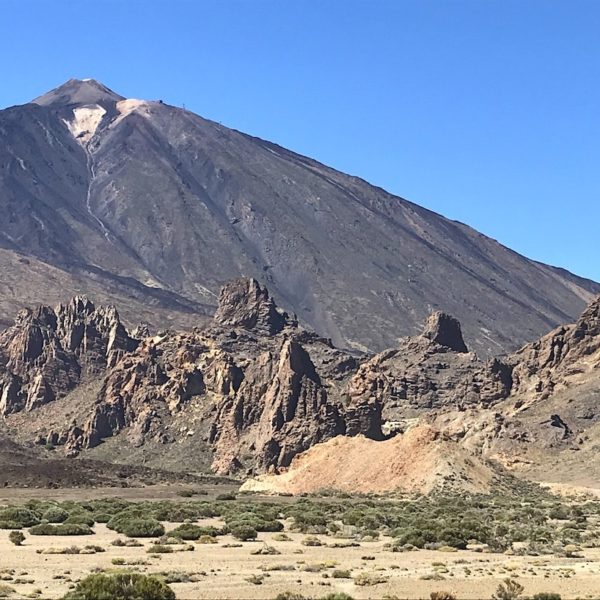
{"left": 0, "top": 79, "right": 598, "bottom": 354}
{"left": 33, "top": 78, "right": 124, "bottom": 107}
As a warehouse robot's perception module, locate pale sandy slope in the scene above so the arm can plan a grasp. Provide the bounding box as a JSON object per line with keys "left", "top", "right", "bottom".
{"left": 242, "top": 425, "right": 497, "bottom": 495}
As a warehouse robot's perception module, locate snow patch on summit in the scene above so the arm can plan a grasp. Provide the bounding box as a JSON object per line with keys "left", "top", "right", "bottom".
{"left": 63, "top": 105, "right": 106, "bottom": 145}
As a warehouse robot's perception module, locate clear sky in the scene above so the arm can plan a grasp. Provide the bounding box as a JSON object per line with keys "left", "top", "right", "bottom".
{"left": 1, "top": 0, "right": 598, "bottom": 282}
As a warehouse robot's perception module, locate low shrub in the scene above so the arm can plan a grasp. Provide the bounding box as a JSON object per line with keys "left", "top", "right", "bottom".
{"left": 9, "top": 531, "right": 25, "bottom": 546}
{"left": 29, "top": 523, "right": 93, "bottom": 536}
{"left": 231, "top": 525, "right": 258, "bottom": 541}
{"left": 61, "top": 572, "right": 175, "bottom": 599}
{"left": 353, "top": 572, "right": 388, "bottom": 586}
{"left": 0, "top": 508, "right": 39, "bottom": 528}
{"left": 169, "top": 524, "right": 218, "bottom": 540}
{"left": 119, "top": 518, "right": 165, "bottom": 538}
{"left": 42, "top": 507, "right": 69, "bottom": 523}
{"left": 147, "top": 544, "right": 174, "bottom": 554}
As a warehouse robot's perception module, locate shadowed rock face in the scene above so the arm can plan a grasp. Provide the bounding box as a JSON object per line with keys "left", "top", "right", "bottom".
{"left": 421, "top": 311, "right": 468, "bottom": 353}
{"left": 0, "top": 78, "right": 598, "bottom": 356}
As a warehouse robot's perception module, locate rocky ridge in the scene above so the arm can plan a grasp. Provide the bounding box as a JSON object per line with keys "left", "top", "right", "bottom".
{"left": 1, "top": 278, "right": 599, "bottom": 490}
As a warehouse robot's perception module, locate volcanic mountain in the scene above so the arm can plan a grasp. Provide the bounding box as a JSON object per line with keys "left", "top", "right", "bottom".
{"left": 0, "top": 78, "right": 597, "bottom": 354}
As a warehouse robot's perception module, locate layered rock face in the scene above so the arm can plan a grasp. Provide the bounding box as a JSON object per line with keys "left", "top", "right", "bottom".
{"left": 0, "top": 297, "right": 137, "bottom": 415}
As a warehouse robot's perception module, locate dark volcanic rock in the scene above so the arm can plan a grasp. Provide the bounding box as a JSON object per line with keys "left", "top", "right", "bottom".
{"left": 214, "top": 278, "right": 291, "bottom": 335}
{"left": 422, "top": 311, "right": 469, "bottom": 353}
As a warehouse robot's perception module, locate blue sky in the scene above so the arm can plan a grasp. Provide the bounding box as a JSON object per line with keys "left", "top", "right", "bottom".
{"left": 1, "top": 0, "right": 598, "bottom": 282}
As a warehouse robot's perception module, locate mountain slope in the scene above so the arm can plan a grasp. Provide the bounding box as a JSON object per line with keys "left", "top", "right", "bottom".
{"left": 0, "top": 78, "right": 598, "bottom": 354}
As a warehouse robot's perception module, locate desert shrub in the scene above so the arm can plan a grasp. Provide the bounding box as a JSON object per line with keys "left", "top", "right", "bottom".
{"left": 289, "top": 510, "right": 327, "bottom": 533}
{"left": 301, "top": 535, "right": 323, "bottom": 547}
{"left": 532, "top": 594, "right": 561, "bottom": 600}
{"left": 42, "top": 507, "right": 69, "bottom": 523}
{"left": 492, "top": 578, "right": 525, "bottom": 600}
{"left": 273, "top": 592, "right": 308, "bottom": 600}
{"left": 9, "top": 531, "right": 25, "bottom": 546}
{"left": 29, "top": 523, "right": 93, "bottom": 536}
{"left": 0, "top": 508, "right": 39, "bottom": 528}
{"left": 64, "top": 513, "right": 95, "bottom": 527}
{"left": 92, "top": 513, "right": 112, "bottom": 524}
{"left": 106, "top": 508, "right": 148, "bottom": 532}
{"left": 216, "top": 492, "right": 237, "bottom": 501}
{"left": 111, "top": 538, "right": 143, "bottom": 547}
{"left": 118, "top": 518, "right": 165, "bottom": 538}
{"left": 318, "top": 595, "right": 355, "bottom": 600}
{"left": 197, "top": 535, "right": 218, "bottom": 544}
{"left": 353, "top": 572, "right": 388, "bottom": 586}
{"left": 147, "top": 544, "right": 174, "bottom": 554}
{"left": 61, "top": 572, "right": 175, "bottom": 599}
{"left": 331, "top": 569, "right": 351, "bottom": 578}
{"left": 272, "top": 533, "right": 292, "bottom": 541}
{"left": 231, "top": 524, "right": 258, "bottom": 541}
{"left": 245, "top": 574, "right": 264, "bottom": 585}
{"left": 431, "top": 593, "right": 457, "bottom": 600}
{"left": 169, "top": 524, "right": 218, "bottom": 540}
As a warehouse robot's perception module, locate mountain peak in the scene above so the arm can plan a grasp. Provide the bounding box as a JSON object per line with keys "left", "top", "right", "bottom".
{"left": 32, "top": 78, "right": 124, "bottom": 108}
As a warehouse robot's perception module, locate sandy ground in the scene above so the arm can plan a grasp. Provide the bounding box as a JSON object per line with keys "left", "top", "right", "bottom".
{"left": 1, "top": 517, "right": 599, "bottom": 599}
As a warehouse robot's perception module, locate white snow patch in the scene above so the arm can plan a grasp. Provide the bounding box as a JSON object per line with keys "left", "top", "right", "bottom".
{"left": 63, "top": 104, "right": 106, "bottom": 145}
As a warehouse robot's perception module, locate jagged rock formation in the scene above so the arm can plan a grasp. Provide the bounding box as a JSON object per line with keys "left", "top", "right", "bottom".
{"left": 0, "top": 297, "right": 138, "bottom": 415}
{"left": 10, "top": 279, "right": 377, "bottom": 474}
{"left": 1, "top": 78, "right": 599, "bottom": 356}
{"left": 1, "top": 277, "right": 599, "bottom": 489}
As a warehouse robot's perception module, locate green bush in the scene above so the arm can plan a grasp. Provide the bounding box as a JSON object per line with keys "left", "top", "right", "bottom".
{"left": 114, "top": 518, "right": 165, "bottom": 538}
{"left": 9, "top": 530, "right": 25, "bottom": 546}
{"left": 61, "top": 572, "right": 175, "bottom": 599}
{"left": 29, "top": 523, "right": 93, "bottom": 536}
{"left": 92, "top": 513, "right": 113, "bottom": 524}
{"left": 169, "top": 523, "right": 219, "bottom": 540}
{"left": 64, "top": 513, "right": 95, "bottom": 527}
{"left": 42, "top": 507, "right": 69, "bottom": 523}
{"left": 216, "top": 492, "right": 237, "bottom": 501}
{"left": 231, "top": 524, "right": 258, "bottom": 541}
{"left": 0, "top": 508, "right": 40, "bottom": 528}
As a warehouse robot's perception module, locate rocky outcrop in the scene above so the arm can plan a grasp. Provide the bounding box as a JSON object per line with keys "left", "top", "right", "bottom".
{"left": 347, "top": 316, "right": 514, "bottom": 423}
{"left": 213, "top": 278, "right": 293, "bottom": 335}
{"left": 3, "top": 280, "right": 600, "bottom": 486}
{"left": 61, "top": 280, "right": 381, "bottom": 474}
{"left": 422, "top": 311, "right": 469, "bottom": 353}
{"left": 510, "top": 296, "right": 600, "bottom": 400}
{"left": 0, "top": 297, "right": 138, "bottom": 415}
